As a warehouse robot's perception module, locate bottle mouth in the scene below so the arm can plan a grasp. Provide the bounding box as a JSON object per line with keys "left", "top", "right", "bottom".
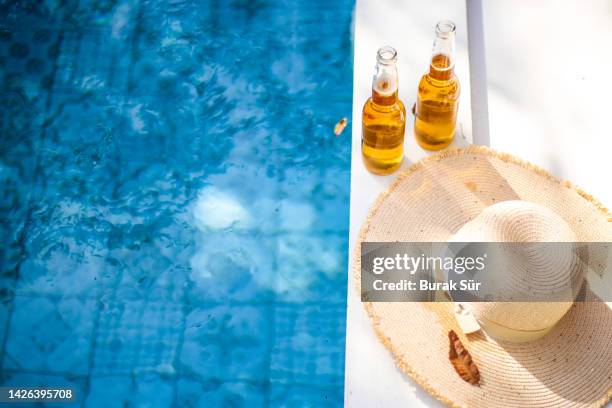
{"left": 435, "top": 20, "right": 456, "bottom": 38}
{"left": 377, "top": 46, "right": 397, "bottom": 65}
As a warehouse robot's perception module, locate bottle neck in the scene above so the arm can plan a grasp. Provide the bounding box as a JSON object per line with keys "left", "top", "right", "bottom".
{"left": 429, "top": 53, "right": 454, "bottom": 81}
{"left": 429, "top": 21, "right": 456, "bottom": 81}
{"left": 371, "top": 63, "right": 398, "bottom": 106}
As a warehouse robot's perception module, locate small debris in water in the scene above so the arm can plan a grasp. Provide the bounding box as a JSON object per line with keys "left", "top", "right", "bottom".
{"left": 334, "top": 117, "right": 348, "bottom": 136}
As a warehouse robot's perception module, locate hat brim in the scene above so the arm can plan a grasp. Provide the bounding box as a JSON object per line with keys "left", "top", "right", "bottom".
{"left": 354, "top": 146, "right": 612, "bottom": 407}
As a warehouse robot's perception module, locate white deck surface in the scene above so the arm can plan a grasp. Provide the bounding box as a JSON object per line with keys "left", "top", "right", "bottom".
{"left": 344, "top": 0, "right": 471, "bottom": 406}
{"left": 483, "top": 0, "right": 612, "bottom": 207}
{"left": 344, "top": 0, "right": 611, "bottom": 406}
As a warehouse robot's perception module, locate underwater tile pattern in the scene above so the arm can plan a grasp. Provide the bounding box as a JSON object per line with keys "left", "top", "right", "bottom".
{"left": 0, "top": 0, "right": 353, "bottom": 406}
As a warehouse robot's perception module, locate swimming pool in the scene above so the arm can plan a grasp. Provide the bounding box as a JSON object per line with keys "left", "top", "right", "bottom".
{"left": 0, "top": 0, "right": 354, "bottom": 406}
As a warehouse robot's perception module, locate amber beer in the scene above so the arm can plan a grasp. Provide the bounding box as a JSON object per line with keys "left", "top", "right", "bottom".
{"left": 414, "top": 21, "right": 460, "bottom": 150}
{"left": 361, "top": 46, "right": 406, "bottom": 175}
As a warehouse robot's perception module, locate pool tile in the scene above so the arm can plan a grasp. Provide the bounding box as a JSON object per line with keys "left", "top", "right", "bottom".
{"left": 176, "top": 378, "right": 265, "bottom": 408}
{"left": 3, "top": 296, "right": 96, "bottom": 376}
{"left": 92, "top": 299, "right": 182, "bottom": 375}
{"left": 0, "top": 69, "right": 48, "bottom": 280}
{"left": 0, "top": 0, "right": 353, "bottom": 404}
{"left": 200, "top": 168, "right": 282, "bottom": 235}
{"left": 85, "top": 373, "right": 173, "bottom": 408}
{"left": 0, "top": 11, "right": 62, "bottom": 97}
{"left": 270, "top": 304, "right": 345, "bottom": 385}
{"left": 187, "top": 233, "right": 276, "bottom": 303}
{"left": 17, "top": 242, "right": 106, "bottom": 299}
{"left": 113, "top": 263, "right": 188, "bottom": 303}
{"left": 53, "top": 29, "right": 133, "bottom": 96}
{"left": 130, "top": 373, "right": 174, "bottom": 407}
{"left": 274, "top": 233, "right": 347, "bottom": 303}
{"left": 84, "top": 375, "right": 131, "bottom": 408}
{"left": 180, "top": 305, "right": 271, "bottom": 381}
{"left": 0, "top": 293, "right": 11, "bottom": 361}
{"left": 109, "top": 231, "right": 192, "bottom": 302}
{"left": 270, "top": 382, "right": 343, "bottom": 407}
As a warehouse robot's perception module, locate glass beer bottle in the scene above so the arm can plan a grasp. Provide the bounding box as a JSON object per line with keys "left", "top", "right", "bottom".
{"left": 361, "top": 46, "right": 406, "bottom": 175}
{"left": 414, "top": 21, "right": 460, "bottom": 150}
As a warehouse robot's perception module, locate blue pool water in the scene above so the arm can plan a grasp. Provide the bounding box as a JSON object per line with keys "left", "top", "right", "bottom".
{"left": 0, "top": 0, "right": 354, "bottom": 406}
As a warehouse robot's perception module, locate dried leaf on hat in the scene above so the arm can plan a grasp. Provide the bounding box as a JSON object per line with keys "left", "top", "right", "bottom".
{"left": 334, "top": 117, "right": 348, "bottom": 136}
{"left": 448, "top": 330, "right": 480, "bottom": 385}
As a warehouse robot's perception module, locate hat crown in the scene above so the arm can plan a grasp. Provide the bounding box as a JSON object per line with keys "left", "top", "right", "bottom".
{"left": 451, "top": 200, "right": 576, "bottom": 243}
{"left": 451, "top": 201, "right": 584, "bottom": 335}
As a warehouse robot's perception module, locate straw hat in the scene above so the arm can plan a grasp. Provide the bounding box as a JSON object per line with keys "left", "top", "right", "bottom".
{"left": 449, "top": 200, "right": 584, "bottom": 339}
{"left": 354, "top": 146, "right": 612, "bottom": 407}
